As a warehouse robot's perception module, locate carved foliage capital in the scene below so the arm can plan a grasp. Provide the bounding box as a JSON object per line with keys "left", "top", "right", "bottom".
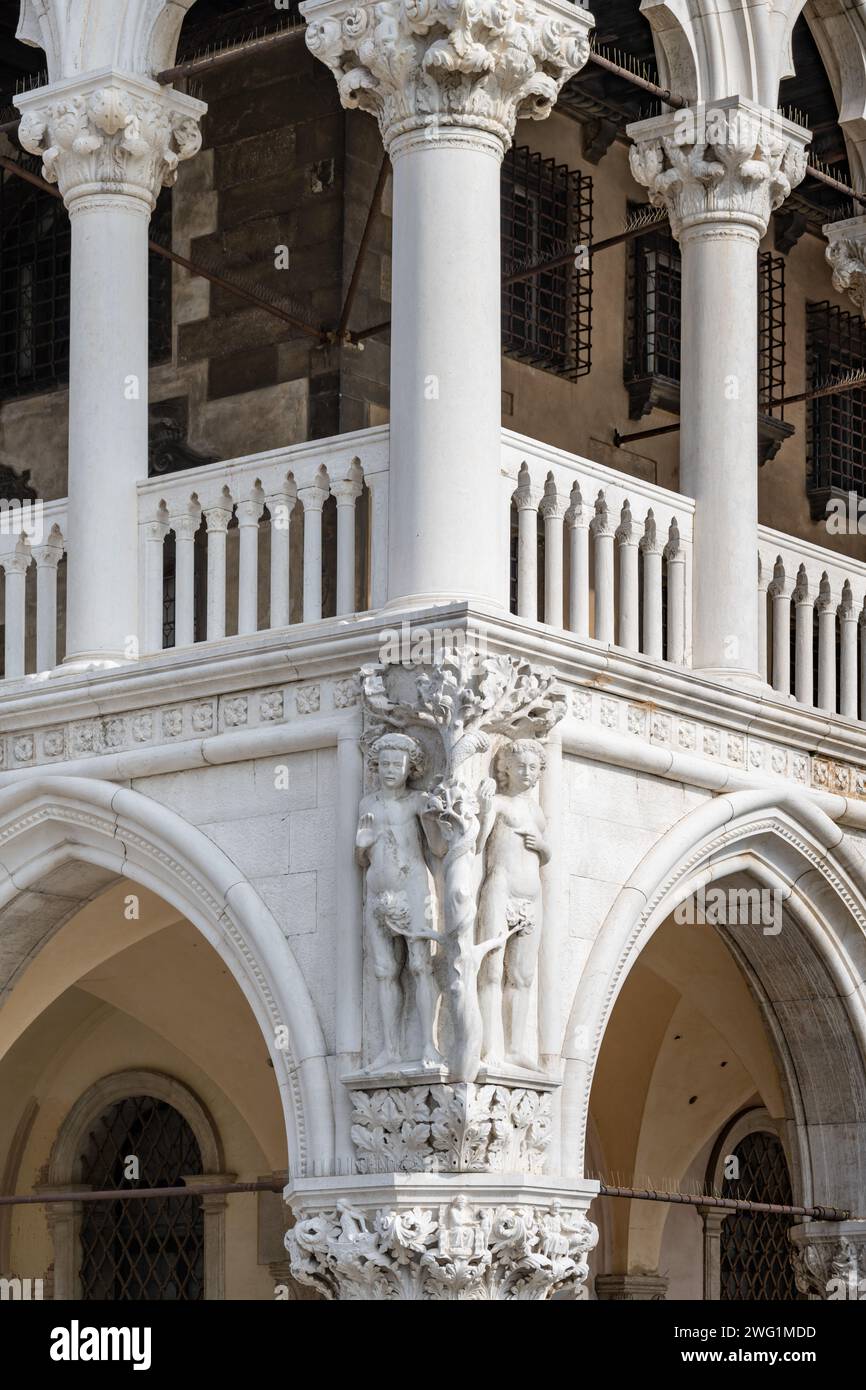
{"left": 628, "top": 102, "right": 808, "bottom": 239}
{"left": 286, "top": 1193, "right": 598, "bottom": 1299}
{"left": 824, "top": 218, "right": 866, "bottom": 315}
{"left": 789, "top": 1224, "right": 866, "bottom": 1300}
{"left": 16, "top": 75, "right": 204, "bottom": 209}
{"left": 303, "top": 0, "right": 593, "bottom": 150}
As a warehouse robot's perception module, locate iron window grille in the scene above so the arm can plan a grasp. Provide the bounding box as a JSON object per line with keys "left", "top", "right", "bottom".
{"left": 0, "top": 164, "right": 173, "bottom": 401}
{"left": 626, "top": 223, "right": 789, "bottom": 451}
{"left": 719, "top": 1131, "right": 802, "bottom": 1301}
{"left": 78, "top": 1094, "right": 204, "bottom": 1301}
{"left": 501, "top": 145, "right": 593, "bottom": 380}
{"left": 759, "top": 252, "right": 787, "bottom": 416}
{"left": 806, "top": 299, "right": 866, "bottom": 516}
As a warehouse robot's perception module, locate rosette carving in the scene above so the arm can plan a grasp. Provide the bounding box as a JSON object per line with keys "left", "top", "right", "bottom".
{"left": 628, "top": 102, "right": 808, "bottom": 238}
{"left": 303, "top": 0, "right": 594, "bottom": 149}
{"left": 16, "top": 77, "right": 204, "bottom": 208}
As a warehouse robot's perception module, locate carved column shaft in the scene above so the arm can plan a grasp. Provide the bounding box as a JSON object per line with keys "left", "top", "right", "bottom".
{"left": 302, "top": 0, "right": 593, "bottom": 612}
{"left": 15, "top": 71, "right": 204, "bottom": 667}
{"left": 628, "top": 99, "right": 809, "bottom": 684}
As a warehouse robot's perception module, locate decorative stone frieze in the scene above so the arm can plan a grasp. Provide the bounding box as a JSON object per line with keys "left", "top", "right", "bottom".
{"left": 349, "top": 1082, "right": 553, "bottom": 1173}
{"left": 301, "top": 0, "right": 594, "bottom": 151}
{"left": 824, "top": 216, "right": 866, "bottom": 314}
{"left": 627, "top": 98, "right": 809, "bottom": 239}
{"left": 15, "top": 70, "right": 204, "bottom": 210}
{"left": 284, "top": 1176, "right": 599, "bottom": 1300}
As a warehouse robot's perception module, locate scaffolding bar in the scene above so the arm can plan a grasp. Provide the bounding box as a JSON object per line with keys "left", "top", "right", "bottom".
{"left": 599, "top": 1182, "right": 850, "bottom": 1221}
{"left": 0, "top": 1179, "right": 284, "bottom": 1208}
{"left": 336, "top": 154, "right": 390, "bottom": 342}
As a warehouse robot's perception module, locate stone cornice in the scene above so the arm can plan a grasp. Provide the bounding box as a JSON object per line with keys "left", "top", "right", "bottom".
{"left": 300, "top": 0, "right": 594, "bottom": 152}
{"left": 824, "top": 216, "right": 866, "bottom": 314}
{"left": 627, "top": 98, "right": 809, "bottom": 239}
{"left": 15, "top": 68, "right": 205, "bottom": 211}
{"left": 2, "top": 607, "right": 866, "bottom": 816}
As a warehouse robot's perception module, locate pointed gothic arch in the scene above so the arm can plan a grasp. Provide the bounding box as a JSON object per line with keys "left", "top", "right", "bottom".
{"left": 563, "top": 787, "right": 866, "bottom": 1216}
{"left": 0, "top": 774, "right": 333, "bottom": 1177}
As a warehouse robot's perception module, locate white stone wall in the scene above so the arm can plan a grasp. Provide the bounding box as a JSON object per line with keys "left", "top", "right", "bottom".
{"left": 135, "top": 749, "right": 339, "bottom": 1051}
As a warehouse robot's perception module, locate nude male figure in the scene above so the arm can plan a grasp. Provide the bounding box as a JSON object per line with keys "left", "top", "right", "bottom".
{"left": 355, "top": 732, "right": 441, "bottom": 1070}
{"left": 476, "top": 739, "right": 550, "bottom": 1069}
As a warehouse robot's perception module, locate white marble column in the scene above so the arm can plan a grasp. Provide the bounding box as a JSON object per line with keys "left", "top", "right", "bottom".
{"left": 629, "top": 100, "right": 808, "bottom": 684}
{"left": 15, "top": 72, "right": 204, "bottom": 667}
{"left": 302, "top": 0, "right": 593, "bottom": 612}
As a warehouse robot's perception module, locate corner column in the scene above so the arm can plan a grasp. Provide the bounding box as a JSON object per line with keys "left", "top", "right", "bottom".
{"left": 301, "top": 0, "right": 593, "bottom": 610}
{"left": 16, "top": 71, "right": 204, "bottom": 667}
{"left": 629, "top": 100, "right": 808, "bottom": 683}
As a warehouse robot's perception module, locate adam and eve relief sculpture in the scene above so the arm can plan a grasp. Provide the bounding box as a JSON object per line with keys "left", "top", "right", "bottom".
{"left": 355, "top": 648, "right": 564, "bottom": 1083}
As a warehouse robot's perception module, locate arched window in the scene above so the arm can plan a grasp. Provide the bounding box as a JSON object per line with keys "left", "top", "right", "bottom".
{"left": 718, "top": 1130, "right": 800, "bottom": 1301}
{"left": 704, "top": 1110, "right": 802, "bottom": 1301}
{"left": 48, "top": 1071, "right": 229, "bottom": 1301}
{"left": 78, "top": 1095, "right": 204, "bottom": 1301}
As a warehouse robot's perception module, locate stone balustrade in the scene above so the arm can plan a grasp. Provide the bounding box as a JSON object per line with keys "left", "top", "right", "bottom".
{"left": 503, "top": 430, "right": 694, "bottom": 665}
{"left": 0, "top": 498, "right": 67, "bottom": 679}
{"left": 136, "top": 425, "right": 389, "bottom": 655}
{"left": 759, "top": 526, "right": 866, "bottom": 719}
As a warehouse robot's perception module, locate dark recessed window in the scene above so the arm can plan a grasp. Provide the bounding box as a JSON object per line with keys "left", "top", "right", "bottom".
{"left": 719, "top": 1131, "right": 802, "bottom": 1301}
{"left": 625, "top": 223, "right": 790, "bottom": 459}
{"left": 78, "top": 1094, "right": 204, "bottom": 1301}
{"left": 806, "top": 299, "right": 866, "bottom": 516}
{"left": 501, "top": 145, "right": 593, "bottom": 380}
{"left": 0, "top": 160, "right": 172, "bottom": 401}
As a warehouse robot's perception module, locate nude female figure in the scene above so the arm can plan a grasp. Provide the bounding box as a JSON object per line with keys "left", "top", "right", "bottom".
{"left": 476, "top": 739, "right": 550, "bottom": 1069}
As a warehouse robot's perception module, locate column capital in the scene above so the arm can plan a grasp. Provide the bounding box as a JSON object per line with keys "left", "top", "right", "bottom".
{"left": 824, "top": 215, "right": 866, "bottom": 314}
{"left": 790, "top": 1220, "right": 866, "bottom": 1300}
{"left": 627, "top": 98, "right": 809, "bottom": 240}
{"left": 589, "top": 489, "right": 614, "bottom": 539}
{"left": 639, "top": 507, "right": 663, "bottom": 555}
{"left": 15, "top": 68, "right": 205, "bottom": 212}
{"left": 298, "top": 481, "right": 329, "bottom": 513}
{"left": 300, "top": 0, "right": 594, "bottom": 154}
{"left": 331, "top": 477, "right": 364, "bottom": 506}
{"left": 513, "top": 479, "right": 542, "bottom": 512}
{"left": 284, "top": 1174, "right": 599, "bottom": 1301}
{"left": 615, "top": 499, "right": 639, "bottom": 546}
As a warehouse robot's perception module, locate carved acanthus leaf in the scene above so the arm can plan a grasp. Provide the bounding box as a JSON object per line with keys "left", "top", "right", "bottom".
{"left": 304, "top": 0, "right": 593, "bottom": 150}
{"left": 628, "top": 102, "right": 808, "bottom": 238}
{"left": 16, "top": 77, "right": 204, "bottom": 207}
